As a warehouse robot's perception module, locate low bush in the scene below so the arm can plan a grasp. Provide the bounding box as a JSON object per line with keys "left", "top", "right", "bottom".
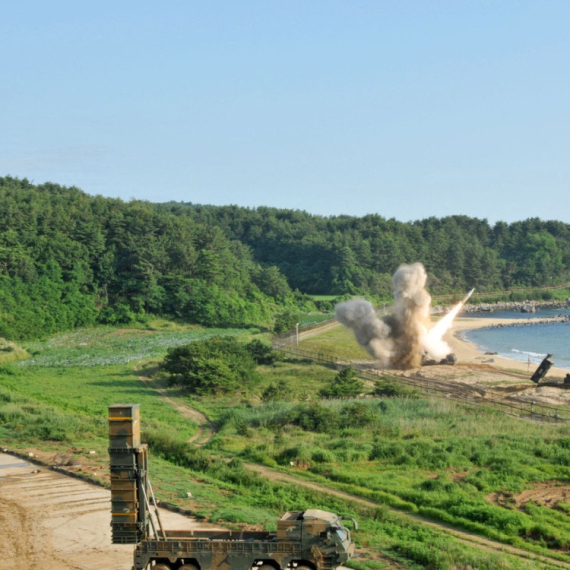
{"left": 245, "top": 339, "right": 277, "bottom": 365}
{"left": 262, "top": 380, "right": 290, "bottom": 402}
{"left": 311, "top": 448, "right": 336, "bottom": 463}
{"left": 373, "top": 377, "right": 419, "bottom": 398}
{"left": 319, "top": 366, "right": 364, "bottom": 398}
{"left": 0, "top": 396, "right": 94, "bottom": 442}
{"left": 273, "top": 310, "right": 301, "bottom": 334}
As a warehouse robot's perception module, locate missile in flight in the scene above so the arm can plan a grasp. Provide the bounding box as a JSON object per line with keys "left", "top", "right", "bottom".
{"left": 461, "top": 288, "right": 475, "bottom": 304}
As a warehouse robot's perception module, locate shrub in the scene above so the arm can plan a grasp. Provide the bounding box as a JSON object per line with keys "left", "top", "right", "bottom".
{"left": 285, "top": 403, "right": 341, "bottom": 432}
{"left": 373, "top": 377, "right": 419, "bottom": 398}
{"left": 262, "top": 380, "right": 290, "bottom": 402}
{"left": 274, "top": 310, "right": 301, "bottom": 334}
{"left": 276, "top": 444, "right": 312, "bottom": 465}
{"left": 0, "top": 400, "right": 92, "bottom": 442}
{"left": 319, "top": 367, "right": 364, "bottom": 398}
{"left": 340, "top": 402, "right": 378, "bottom": 428}
{"left": 0, "top": 403, "right": 25, "bottom": 423}
{"left": 311, "top": 448, "right": 336, "bottom": 463}
{"left": 97, "top": 303, "right": 137, "bottom": 325}
{"left": 245, "top": 339, "right": 277, "bottom": 365}
{"left": 369, "top": 441, "right": 406, "bottom": 462}
{"left": 162, "top": 336, "right": 260, "bottom": 395}
{"left": 144, "top": 428, "right": 214, "bottom": 471}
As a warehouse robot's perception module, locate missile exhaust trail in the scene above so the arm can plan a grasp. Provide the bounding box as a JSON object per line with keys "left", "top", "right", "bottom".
{"left": 461, "top": 288, "right": 475, "bottom": 304}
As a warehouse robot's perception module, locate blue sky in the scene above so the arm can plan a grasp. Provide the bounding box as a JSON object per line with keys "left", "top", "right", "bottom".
{"left": 1, "top": 1, "right": 569, "bottom": 223}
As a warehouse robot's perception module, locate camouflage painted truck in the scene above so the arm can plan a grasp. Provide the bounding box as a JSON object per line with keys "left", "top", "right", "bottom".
{"left": 109, "top": 404, "right": 357, "bottom": 570}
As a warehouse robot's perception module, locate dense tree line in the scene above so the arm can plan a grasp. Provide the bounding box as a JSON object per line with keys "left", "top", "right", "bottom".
{"left": 0, "top": 177, "right": 294, "bottom": 339}
{"left": 159, "top": 203, "right": 570, "bottom": 296}
{"left": 2, "top": 176, "right": 570, "bottom": 339}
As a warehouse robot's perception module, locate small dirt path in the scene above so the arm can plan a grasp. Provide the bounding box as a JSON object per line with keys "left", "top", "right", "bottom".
{"left": 135, "top": 361, "right": 216, "bottom": 445}
{"left": 298, "top": 321, "right": 341, "bottom": 340}
{"left": 273, "top": 321, "right": 342, "bottom": 347}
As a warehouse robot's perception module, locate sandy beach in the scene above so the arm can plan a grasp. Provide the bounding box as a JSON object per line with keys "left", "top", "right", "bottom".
{"left": 445, "top": 316, "right": 569, "bottom": 379}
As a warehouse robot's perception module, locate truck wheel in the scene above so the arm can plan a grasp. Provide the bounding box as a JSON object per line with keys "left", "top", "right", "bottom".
{"left": 153, "top": 565, "right": 170, "bottom": 570}
{"left": 258, "top": 565, "right": 275, "bottom": 570}
{"left": 296, "top": 566, "right": 312, "bottom": 570}
{"left": 180, "top": 565, "right": 199, "bottom": 570}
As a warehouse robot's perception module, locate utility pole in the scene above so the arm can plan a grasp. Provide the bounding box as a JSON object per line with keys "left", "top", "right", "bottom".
{"left": 296, "top": 323, "right": 300, "bottom": 346}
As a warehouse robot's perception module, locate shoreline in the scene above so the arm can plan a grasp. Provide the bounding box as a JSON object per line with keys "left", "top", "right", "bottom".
{"left": 444, "top": 317, "right": 570, "bottom": 379}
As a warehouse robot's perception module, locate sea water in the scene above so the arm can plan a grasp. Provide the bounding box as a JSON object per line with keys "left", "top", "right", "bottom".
{"left": 460, "top": 308, "right": 570, "bottom": 370}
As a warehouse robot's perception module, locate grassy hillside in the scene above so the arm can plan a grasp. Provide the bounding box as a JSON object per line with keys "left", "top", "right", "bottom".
{"left": 1, "top": 324, "right": 569, "bottom": 568}
{"left": 0, "top": 338, "right": 28, "bottom": 364}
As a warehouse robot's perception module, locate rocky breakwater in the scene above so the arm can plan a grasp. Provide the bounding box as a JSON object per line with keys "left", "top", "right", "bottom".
{"left": 432, "top": 299, "right": 570, "bottom": 316}
{"left": 487, "top": 314, "right": 570, "bottom": 330}
{"left": 463, "top": 299, "right": 570, "bottom": 314}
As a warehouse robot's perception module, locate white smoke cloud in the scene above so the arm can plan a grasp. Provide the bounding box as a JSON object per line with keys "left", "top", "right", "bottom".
{"left": 335, "top": 299, "right": 393, "bottom": 365}
{"left": 335, "top": 262, "right": 453, "bottom": 369}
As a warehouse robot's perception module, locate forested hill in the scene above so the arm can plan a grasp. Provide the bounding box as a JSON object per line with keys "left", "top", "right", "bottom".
{"left": 2, "top": 176, "right": 570, "bottom": 340}
{"left": 0, "top": 177, "right": 293, "bottom": 339}
{"left": 160, "top": 203, "right": 570, "bottom": 296}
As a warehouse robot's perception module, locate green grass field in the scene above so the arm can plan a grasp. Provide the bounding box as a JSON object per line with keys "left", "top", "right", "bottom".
{"left": 214, "top": 395, "right": 570, "bottom": 554}
{"left": 298, "top": 313, "right": 335, "bottom": 325}
{"left": 18, "top": 325, "right": 247, "bottom": 367}
{"left": 0, "top": 325, "right": 251, "bottom": 449}
{"left": 299, "top": 324, "right": 372, "bottom": 360}
{"left": 1, "top": 324, "right": 569, "bottom": 568}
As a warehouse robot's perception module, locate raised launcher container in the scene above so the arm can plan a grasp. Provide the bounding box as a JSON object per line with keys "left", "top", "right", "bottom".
{"left": 108, "top": 404, "right": 149, "bottom": 544}
{"left": 109, "top": 403, "right": 141, "bottom": 449}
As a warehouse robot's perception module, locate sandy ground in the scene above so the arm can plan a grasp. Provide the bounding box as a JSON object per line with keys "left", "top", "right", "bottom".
{"left": 0, "top": 452, "right": 219, "bottom": 570}
{"left": 400, "top": 316, "right": 570, "bottom": 407}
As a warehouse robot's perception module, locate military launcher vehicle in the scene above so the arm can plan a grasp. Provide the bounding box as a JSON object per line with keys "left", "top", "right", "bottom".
{"left": 109, "top": 404, "right": 357, "bottom": 570}
{"left": 531, "top": 354, "right": 554, "bottom": 384}
{"left": 421, "top": 353, "right": 457, "bottom": 366}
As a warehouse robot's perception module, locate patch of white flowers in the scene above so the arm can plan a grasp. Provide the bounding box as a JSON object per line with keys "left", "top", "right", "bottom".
{"left": 18, "top": 328, "right": 245, "bottom": 367}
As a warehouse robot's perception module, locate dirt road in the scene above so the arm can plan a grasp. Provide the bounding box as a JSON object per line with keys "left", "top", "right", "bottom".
{"left": 0, "top": 452, "right": 217, "bottom": 570}
{"left": 135, "top": 362, "right": 215, "bottom": 446}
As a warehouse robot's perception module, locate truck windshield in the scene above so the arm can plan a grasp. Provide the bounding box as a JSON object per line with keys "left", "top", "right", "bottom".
{"left": 336, "top": 530, "right": 348, "bottom": 542}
